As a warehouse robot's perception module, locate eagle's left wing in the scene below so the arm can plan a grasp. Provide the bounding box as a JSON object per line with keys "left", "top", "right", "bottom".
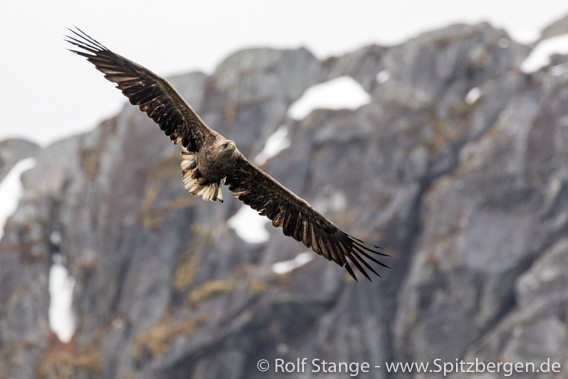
{"left": 225, "top": 155, "right": 388, "bottom": 281}
{"left": 66, "top": 27, "right": 216, "bottom": 153}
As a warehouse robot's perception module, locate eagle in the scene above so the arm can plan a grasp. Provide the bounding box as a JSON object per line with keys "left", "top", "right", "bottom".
{"left": 66, "top": 27, "right": 388, "bottom": 281}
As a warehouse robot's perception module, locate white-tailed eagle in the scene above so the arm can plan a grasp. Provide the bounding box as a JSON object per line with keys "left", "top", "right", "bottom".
{"left": 66, "top": 27, "right": 388, "bottom": 281}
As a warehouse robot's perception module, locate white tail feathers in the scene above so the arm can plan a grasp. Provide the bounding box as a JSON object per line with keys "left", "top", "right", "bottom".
{"left": 181, "top": 149, "right": 224, "bottom": 203}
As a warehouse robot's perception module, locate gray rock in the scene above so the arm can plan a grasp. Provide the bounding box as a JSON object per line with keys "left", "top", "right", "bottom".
{"left": 1, "top": 19, "right": 568, "bottom": 379}
{"left": 539, "top": 13, "right": 568, "bottom": 42}
{"left": 453, "top": 238, "right": 568, "bottom": 379}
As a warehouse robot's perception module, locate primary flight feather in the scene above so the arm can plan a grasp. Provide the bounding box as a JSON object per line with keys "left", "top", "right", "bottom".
{"left": 66, "top": 27, "right": 388, "bottom": 281}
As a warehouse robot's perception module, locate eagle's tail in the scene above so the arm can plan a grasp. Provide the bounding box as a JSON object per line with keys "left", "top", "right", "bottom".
{"left": 180, "top": 149, "right": 224, "bottom": 203}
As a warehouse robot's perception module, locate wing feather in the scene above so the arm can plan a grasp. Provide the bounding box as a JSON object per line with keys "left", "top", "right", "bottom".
{"left": 66, "top": 27, "right": 215, "bottom": 152}
{"left": 225, "top": 155, "right": 389, "bottom": 281}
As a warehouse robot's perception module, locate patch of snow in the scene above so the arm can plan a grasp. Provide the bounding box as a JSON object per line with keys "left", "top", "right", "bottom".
{"left": 521, "top": 34, "right": 568, "bottom": 73}
{"left": 0, "top": 158, "right": 36, "bottom": 239}
{"left": 329, "top": 192, "right": 347, "bottom": 212}
{"left": 227, "top": 205, "right": 270, "bottom": 244}
{"left": 497, "top": 38, "right": 510, "bottom": 49}
{"left": 550, "top": 62, "right": 568, "bottom": 76}
{"left": 48, "top": 254, "right": 76, "bottom": 342}
{"left": 287, "top": 76, "right": 371, "bottom": 120}
{"left": 313, "top": 191, "right": 348, "bottom": 214}
{"left": 375, "top": 70, "right": 391, "bottom": 83}
{"left": 465, "top": 87, "right": 481, "bottom": 104}
{"left": 50, "top": 231, "right": 62, "bottom": 245}
{"left": 253, "top": 125, "right": 291, "bottom": 165}
{"left": 271, "top": 252, "right": 315, "bottom": 274}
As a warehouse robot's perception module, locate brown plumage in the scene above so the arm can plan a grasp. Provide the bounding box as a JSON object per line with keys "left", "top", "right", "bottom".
{"left": 66, "top": 27, "right": 389, "bottom": 281}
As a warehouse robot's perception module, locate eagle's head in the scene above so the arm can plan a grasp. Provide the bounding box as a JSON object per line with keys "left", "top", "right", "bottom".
{"left": 216, "top": 139, "right": 237, "bottom": 161}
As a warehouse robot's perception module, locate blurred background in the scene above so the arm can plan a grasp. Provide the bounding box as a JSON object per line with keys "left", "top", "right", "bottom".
{"left": 2, "top": 1, "right": 568, "bottom": 378}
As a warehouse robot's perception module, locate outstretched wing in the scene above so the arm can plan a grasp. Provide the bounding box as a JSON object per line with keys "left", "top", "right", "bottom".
{"left": 66, "top": 27, "right": 215, "bottom": 152}
{"left": 225, "top": 155, "right": 389, "bottom": 281}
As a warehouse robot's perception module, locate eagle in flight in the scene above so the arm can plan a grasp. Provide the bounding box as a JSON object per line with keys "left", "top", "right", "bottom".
{"left": 66, "top": 27, "right": 388, "bottom": 281}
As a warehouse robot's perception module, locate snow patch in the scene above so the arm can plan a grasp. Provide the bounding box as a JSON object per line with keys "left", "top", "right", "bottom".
{"left": 287, "top": 76, "right": 371, "bottom": 120}
{"left": 271, "top": 252, "right": 315, "bottom": 274}
{"left": 550, "top": 62, "right": 568, "bottom": 76}
{"left": 375, "top": 70, "right": 391, "bottom": 83}
{"left": 521, "top": 35, "right": 568, "bottom": 73}
{"left": 497, "top": 38, "right": 510, "bottom": 49}
{"left": 313, "top": 191, "right": 348, "bottom": 214}
{"left": 227, "top": 206, "right": 270, "bottom": 244}
{"left": 465, "top": 87, "right": 481, "bottom": 104}
{"left": 49, "top": 254, "right": 76, "bottom": 342}
{"left": 253, "top": 125, "right": 291, "bottom": 165}
{"left": 328, "top": 192, "right": 347, "bottom": 212}
{"left": 50, "top": 231, "right": 62, "bottom": 245}
{"left": 0, "top": 158, "right": 36, "bottom": 239}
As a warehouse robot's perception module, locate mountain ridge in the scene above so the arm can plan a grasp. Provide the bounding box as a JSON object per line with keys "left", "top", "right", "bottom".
{"left": 1, "top": 21, "right": 567, "bottom": 378}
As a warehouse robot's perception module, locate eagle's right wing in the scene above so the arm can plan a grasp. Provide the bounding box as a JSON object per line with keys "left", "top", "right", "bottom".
{"left": 66, "top": 27, "right": 215, "bottom": 152}
{"left": 225, "top": 154, "right": 389, "bottom": 282}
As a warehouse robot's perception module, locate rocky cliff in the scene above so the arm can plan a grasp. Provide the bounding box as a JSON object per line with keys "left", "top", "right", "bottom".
{"left": 1, "top": 21, "right": 568, "bottom": 378}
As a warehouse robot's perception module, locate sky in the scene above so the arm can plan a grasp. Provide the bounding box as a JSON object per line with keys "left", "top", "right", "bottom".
{"left": 2, "top": 0, "right": 568, "bottom": 146}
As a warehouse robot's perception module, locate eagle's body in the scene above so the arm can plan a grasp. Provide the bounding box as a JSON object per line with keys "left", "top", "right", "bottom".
{"left": 196, "top": 138, "right": 237, "bottom": 182}
{"left": 67, "top": 27, "right": 388, "bottom": 281}
{"left": 181, "top": 136, "right": 237, "bottom": 202}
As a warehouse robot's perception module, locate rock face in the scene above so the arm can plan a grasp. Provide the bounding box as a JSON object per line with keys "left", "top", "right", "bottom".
{"left": 1, "top": 21, "right": 568, "bottom": 378}
{"left": 0, "top": 138, "right": 40, "bottom": 182}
